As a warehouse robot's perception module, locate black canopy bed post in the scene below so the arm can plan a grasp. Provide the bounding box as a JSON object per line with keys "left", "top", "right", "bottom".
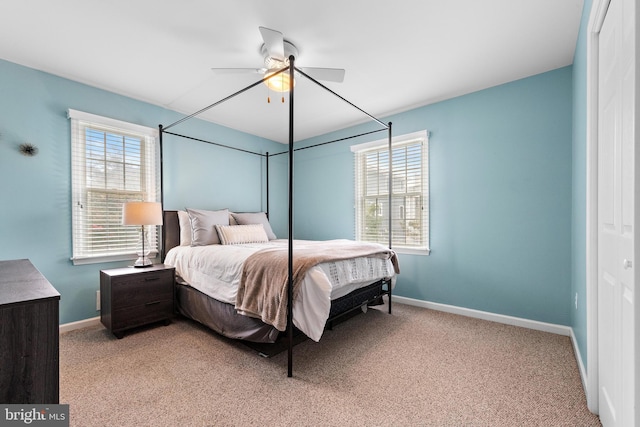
{"left": 286, "top": 55, "right": 295, "bottom": 378}
{"left": 265, "top": 152, "right": 269, "bottom": 219}
{"left": 159, "top": 123, "right": 166, "bottom": 261}
{"left": 387, "top": 121, "right": 393, "bottom": 315}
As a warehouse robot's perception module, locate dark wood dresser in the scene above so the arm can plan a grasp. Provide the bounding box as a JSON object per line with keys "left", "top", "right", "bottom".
{"left": 100, "top": 264, "right": 175, "bottom": 338}
{"left": 0, "top": 259, "right": 60, "bottom": 404}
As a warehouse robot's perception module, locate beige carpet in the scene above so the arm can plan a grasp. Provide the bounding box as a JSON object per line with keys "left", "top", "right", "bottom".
{"left": 60, "top": 303, "right": 601, "bottom": 426}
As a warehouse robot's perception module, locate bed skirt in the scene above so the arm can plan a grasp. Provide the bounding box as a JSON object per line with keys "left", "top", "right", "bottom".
{"left": 175, "top": 278, "right": 389, "bottom": 344}
{"left": 176, "top": 281, "right": 281, "bottom": 343}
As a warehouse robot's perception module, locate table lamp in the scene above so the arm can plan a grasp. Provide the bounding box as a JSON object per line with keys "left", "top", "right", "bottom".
{"left": 122, "top": 202, "right": 163, "bottom": 267}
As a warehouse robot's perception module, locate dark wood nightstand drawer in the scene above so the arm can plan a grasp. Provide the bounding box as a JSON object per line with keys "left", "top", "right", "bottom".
{"left": 112, "top": 300, "right": 174, "bottom": 330}
{"left": 111, "top": 271, "right": 173, "bottom": 308}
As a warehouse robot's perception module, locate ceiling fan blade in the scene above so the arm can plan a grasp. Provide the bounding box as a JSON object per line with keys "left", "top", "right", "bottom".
{"left": 259, "top": 26, "right": 285, "bottom": 61}
{"left": 211, "top": 68, "right": 265, "bottom": 75}
{"left": 299, "top": 67, "right": 345, "bottom": 83}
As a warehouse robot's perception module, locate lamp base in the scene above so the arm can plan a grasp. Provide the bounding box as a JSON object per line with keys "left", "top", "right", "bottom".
{"left": 132, "top": 256, "right": 153, "bottom": 268}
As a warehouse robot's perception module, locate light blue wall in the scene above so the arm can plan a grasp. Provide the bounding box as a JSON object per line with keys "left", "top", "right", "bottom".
{"left": 571, "top": 0, "right": 592, "bottom": 369}
{"left": 0, "top": 52, "right": 580, "bottom": 331}
{"left": 294, "top": 67, "right": 574, "bottom": 326}
{"left": 0, "top": 58, "right": 282, "bottom": 324}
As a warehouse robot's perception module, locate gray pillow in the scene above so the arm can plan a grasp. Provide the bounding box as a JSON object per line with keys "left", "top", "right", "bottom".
{"left": 230, "top": 212, "right": 277, "bottom": 240}
{"left": 177, "top": 210, "right": 192, "bottom": 246}
{"left": 186, "top": 208, "right": 229, "bottom": 245}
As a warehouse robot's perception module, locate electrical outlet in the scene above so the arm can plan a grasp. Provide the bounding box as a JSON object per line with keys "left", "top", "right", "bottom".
{"left": 96, "top": 290, "right": 101, "bottom": 311}
{"left": 575, "top": 293, "right": 578, "bottom": 310}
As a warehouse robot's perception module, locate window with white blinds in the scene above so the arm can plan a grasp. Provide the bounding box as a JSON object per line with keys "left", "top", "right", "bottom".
{"left": 69, "top": 109, "right": 160, "bottom": 265}
{"left": 351, "top": 130, "right": 429, "bottom": 254}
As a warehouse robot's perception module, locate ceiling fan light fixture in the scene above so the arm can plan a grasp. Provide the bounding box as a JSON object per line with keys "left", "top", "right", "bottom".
{"left": 264, "top": 56, "right": 288, "bottom": 69}
{"left": 212, "top": 27, "right": 345, "bottom": 92}
{"left": 264, "top": 70, "right": 294, "bottom": 92}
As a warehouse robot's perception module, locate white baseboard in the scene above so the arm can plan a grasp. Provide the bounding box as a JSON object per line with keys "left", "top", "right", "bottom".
{"left": 570, "top": 328, "right": 589, "bottom": 398}
{"left": 59, "top": 316, "right": 101, "bottom": 334}
{"left": 392, "top": 296, "right": 572, "bottom": 336}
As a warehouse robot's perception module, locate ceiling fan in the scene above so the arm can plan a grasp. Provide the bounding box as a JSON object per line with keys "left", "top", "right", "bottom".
{"left": 211, "top": 27, "right": 345, "bottom": 92}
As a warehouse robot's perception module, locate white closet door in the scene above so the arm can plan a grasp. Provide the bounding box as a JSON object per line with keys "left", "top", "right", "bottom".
{"left": 597, "top": 0, "right": 636, "bottom": 425}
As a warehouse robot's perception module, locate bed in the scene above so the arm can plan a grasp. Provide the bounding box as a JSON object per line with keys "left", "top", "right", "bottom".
{"left": 159, "top": 58, "right": 396, "bottom": 376}
{"left": 162, "top": 209, "right": 398, "bottom": 346}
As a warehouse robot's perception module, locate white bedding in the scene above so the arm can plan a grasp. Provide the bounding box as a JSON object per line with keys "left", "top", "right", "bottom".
{"left": 164, "top": 239, "right": 396, "bottom": 341}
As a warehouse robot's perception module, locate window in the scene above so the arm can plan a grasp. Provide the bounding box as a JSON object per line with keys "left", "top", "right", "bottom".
{"left": 69, "top": 109, "right": 160, "bottom": 265}
{"left": 351, "top": 130, "right": 429, "bottom": 254}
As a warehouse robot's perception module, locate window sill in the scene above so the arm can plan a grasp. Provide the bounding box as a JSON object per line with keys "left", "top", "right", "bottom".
{"left": 393, "top": 247, "right": 430, "bottom": 256}
{"left": 71, "top": 252, "right": 159, "bottom": 266}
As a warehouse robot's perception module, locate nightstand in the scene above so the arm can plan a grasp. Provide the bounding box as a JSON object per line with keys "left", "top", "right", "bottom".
{"left": 100, "top": 264, "right": 175, "bottom": 338}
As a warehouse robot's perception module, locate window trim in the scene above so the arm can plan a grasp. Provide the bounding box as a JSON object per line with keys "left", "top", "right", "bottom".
{"left": 68, "top": 109, "right": 160, "bottom": 265}
{"left": 351, "top": 130, "right": 430, "bottom": 255}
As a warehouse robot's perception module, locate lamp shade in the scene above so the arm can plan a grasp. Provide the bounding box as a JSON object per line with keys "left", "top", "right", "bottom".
{"left": 122, "top": 202, "right": 163, "bottom": 226}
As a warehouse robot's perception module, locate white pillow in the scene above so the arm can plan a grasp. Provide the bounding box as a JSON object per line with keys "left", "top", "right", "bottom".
{"left": 186, "top": 208, "right": 229, "bottom": 246}
{"left": 177, "top": 210, "right": 192, "bottom": 246}
{"left": 230, "top": 212, "right": 277, "bottom": 240}
{"left": 215, "top": 224, "right": 269, "bottom": 245}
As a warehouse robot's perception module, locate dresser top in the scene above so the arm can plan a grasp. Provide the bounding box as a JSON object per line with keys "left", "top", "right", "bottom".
{"left": 0, "top": 259, "right": 60, "bottom": 306}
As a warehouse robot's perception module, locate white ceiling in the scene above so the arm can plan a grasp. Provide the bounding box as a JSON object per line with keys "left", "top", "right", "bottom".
{"left": 0, "top": 0, "right": 584, "bottom": 143}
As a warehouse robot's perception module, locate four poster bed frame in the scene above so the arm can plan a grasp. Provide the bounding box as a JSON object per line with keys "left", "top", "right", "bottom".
{"left": 159, "top": 57, "right": 394, "bottom": 377}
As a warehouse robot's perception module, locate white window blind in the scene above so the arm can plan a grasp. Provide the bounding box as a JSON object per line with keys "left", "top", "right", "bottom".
{"left": 351, "top": 130, "right": 430, "bottom": 254}
{"left": 69, "top": 109, "right": 160, "bottom": 265}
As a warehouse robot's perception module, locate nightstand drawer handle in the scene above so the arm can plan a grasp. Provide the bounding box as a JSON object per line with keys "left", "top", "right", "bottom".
{"left": 145, "top": 300, "right": 161, "bottom": 306}
{"left": 145, "top": 277, "right": 160, "bottom": 282}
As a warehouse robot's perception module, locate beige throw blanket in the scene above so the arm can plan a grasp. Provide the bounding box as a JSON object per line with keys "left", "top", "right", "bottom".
{"left": 235, "top": 240, "right": 400, "bottom": 331}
